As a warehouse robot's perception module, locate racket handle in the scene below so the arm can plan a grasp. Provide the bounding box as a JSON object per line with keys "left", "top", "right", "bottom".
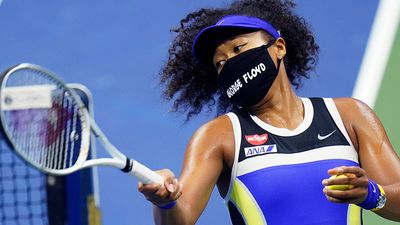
{"left": 129, "top": 160, "right": 164, "bottom": 185}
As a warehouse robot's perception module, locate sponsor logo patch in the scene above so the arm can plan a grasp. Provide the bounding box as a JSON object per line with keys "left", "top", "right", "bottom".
{"left": 244, "top": 144, "right": 277, "bottom": 157}
{"left": 245, "top": 133, "right": 268, "bottom": 145}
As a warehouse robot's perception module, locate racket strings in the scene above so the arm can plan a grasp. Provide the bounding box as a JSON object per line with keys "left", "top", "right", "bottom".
{"left": 2, "top": 69, "right": 85, "bottom": 171}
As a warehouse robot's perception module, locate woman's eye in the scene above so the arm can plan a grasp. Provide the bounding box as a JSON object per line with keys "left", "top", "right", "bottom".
{"left": 233, "top": 44, "right": 245, "bottom": 53}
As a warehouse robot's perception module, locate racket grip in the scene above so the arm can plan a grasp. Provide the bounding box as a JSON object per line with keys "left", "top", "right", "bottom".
{"left": 129, "top": 160, "right": 164, "bottom": 185}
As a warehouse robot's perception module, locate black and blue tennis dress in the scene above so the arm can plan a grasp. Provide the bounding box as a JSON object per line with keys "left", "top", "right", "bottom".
{"left": 224, "top": 97, "right": 362, "bottom": 225}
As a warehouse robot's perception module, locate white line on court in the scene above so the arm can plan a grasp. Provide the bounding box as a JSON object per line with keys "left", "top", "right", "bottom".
{"left": 352, "top": 0, "right": 400, "bottom": 108}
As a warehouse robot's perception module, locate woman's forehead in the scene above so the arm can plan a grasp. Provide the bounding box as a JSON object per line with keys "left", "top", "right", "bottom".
{"left": 215, "top": 31, "right": 269, "bottom": 49}
{"left": 213, "top": 31, "right": 270, "bottom": 61}
{"left": 225, "top": 30, "right": 268, "bottom": 42}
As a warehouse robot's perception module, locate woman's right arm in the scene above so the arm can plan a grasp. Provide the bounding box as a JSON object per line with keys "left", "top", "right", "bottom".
{"left": 138, "top": 115, "right": 234, "bottom": 225}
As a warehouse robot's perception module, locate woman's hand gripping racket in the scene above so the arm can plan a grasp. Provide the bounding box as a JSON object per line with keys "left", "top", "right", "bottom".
{"left": 0, "top": 63, "right": 163, "bottom": 185}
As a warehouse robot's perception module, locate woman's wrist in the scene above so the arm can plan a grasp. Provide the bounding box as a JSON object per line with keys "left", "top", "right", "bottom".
{"left": 357, "top": 179, "right": 387, "bottom": 211}
{"left": 156, "top": 201, "right": 177, "bottom": 210}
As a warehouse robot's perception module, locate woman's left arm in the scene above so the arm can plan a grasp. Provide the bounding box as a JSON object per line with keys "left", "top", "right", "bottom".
{"left": 325, "top": 98, "right": 400, "bottom": 221}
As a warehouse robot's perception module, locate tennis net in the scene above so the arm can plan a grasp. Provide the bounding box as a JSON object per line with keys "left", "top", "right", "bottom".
{"left": 0, "top": 131, "right": 49, "bottom": 225}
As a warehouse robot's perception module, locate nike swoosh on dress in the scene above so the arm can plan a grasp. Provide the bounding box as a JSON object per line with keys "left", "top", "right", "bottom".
{"left": 317, "top": 130, "right": 336, "bottom": 140}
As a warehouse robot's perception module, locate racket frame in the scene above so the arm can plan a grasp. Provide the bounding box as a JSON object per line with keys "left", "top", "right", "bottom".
{"left": 0, "top": 63, "right": 163, "bottom": 184}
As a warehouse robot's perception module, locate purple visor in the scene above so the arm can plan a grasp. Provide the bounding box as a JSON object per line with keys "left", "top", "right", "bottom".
{"left": 192, "top": 15, "right": 280, "bottom": 68}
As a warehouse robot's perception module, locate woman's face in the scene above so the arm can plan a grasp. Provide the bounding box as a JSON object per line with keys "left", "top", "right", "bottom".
{"left": 213, "top": 30, "right": 271, "bottom": 74}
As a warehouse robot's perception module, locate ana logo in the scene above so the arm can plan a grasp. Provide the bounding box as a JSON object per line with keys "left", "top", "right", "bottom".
{"left": 244, "top": 144, "right": 277, "bottom": 157}
{"left": 245, "top": 133, "right": 268, "bottom": 145}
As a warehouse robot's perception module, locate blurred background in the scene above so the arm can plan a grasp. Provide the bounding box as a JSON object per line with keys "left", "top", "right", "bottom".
{"left": 0, "top": 0, "right": 399, "bottom": 225}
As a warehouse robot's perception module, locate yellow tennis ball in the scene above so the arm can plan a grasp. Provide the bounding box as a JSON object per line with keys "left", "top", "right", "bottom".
{"left": 326, "top": 174, "right": 354, "bottom": 190}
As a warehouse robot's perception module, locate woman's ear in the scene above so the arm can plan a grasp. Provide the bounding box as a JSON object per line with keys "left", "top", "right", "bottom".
{"left": 274, "top": 37, "right": 286, "bottom": 60}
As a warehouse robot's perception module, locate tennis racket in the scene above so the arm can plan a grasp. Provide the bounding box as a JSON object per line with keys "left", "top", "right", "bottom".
{"left": 0, "top": 63, "right": 163, "bottom": 184}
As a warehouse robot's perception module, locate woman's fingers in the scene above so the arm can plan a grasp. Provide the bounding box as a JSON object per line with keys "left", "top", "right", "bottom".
{"left": 323, "top": 166, "right": 369, "bottom": 204}
{"left": 138, "top": 169, "right": 183, "bottom": 206}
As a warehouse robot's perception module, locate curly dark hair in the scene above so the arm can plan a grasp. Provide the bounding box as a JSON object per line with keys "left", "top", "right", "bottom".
{"left": 160, "top": 0, "right": 319, "bottom": 121}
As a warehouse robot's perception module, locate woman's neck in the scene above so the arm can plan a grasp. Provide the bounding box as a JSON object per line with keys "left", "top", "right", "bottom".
{"left": 249, "top": 71, "right": 304, "bottom": 131}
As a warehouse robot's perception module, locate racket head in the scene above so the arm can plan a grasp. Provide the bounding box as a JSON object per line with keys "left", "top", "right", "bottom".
{"left": 0, "top": 63, "right": 91, "bottom": 175}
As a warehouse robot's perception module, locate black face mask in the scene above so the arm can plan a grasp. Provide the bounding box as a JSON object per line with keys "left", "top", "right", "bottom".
{"left": 217, "top": 42, "right": 281, "bottom": 108}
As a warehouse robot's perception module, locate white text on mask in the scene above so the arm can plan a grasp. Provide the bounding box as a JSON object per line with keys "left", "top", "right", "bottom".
{"left": 242, "top": 63, "right": 266, "bottom": 83}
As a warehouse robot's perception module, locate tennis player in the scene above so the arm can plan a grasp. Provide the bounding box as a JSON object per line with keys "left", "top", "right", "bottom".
{"left": 138, "top": 0, "right": 400, "bottom": 224}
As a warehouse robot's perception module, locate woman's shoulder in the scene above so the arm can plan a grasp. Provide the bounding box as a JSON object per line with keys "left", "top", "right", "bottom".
{"left": 193, "top": 114, "right": 234, "bottom": 140}
{"left": 187, "top": 114, "right": 235, "bottom": 155}
{"left": 186, "top": 114, "right": 235, "bottom": 167}
{"left": 332, "top": 97, "right": 373, "bottom": 114}
{"left": 332, "top": 97, "right": 378, "bottom": 148}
